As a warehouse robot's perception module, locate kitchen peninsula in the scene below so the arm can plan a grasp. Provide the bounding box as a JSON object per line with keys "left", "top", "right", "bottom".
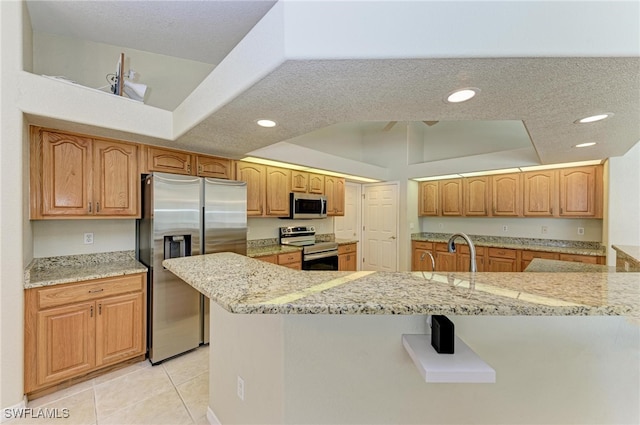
{"left": 164, "top": 253, "right": 639, "bottom": 425}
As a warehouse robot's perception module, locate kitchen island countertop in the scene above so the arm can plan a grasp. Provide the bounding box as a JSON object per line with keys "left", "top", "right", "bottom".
{"left": 162, "top": 252, "right": 639, "bottom": 318}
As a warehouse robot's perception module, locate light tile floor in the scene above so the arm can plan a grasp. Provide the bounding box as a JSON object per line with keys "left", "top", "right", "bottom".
{"left": 8, "top": 346, "right": 210, "bottom": 425}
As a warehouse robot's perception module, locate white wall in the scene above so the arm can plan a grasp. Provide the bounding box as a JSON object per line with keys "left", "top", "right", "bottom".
{"left": 32, "top": 220, "right": 136, "bottom": 258}
{"left": 32, "top": 32, "right": 214, "bottom": 111}
{"left": 247, "top": 217, "right": 334, "bottom": 241}
{"left": 1, "top": 0, "right": 29, "bottom": 414}
{"left": 605, "top": 140, "right": 640, "bottom": 264}
{"left": 210, "top": 306, "right": 639, "bottom": 424}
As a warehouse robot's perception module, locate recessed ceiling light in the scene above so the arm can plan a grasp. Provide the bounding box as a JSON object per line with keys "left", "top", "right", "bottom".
{"left": 256, "top": 119, "right": 277, "bottom": 128}
{"left": 574, "top": 142, "right": 597, "bottom": 148}
{"left": 445, "top": 88, "right": 479, "bottom": 104}
{"left": 574, "top": 113, "right": 613, "bottom": 124}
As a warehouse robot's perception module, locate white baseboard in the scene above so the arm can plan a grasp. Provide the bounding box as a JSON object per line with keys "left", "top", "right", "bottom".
{"left": 206, "top": 406, "right": 221, "bottom": 425}
{"left": 1, "top": 396, "right": 27, "bottom": 424}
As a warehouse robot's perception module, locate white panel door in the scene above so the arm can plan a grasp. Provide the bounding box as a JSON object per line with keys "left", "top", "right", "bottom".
{"left": 362, "top": 183, "right": 398, "bottom": 271}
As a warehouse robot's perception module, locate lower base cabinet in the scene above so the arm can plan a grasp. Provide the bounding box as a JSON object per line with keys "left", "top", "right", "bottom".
{"left": 338, "top": 243, "right": 358, "bottom": 271}
{"left": 25, "top": 273, "right": 147, "bottom": 397}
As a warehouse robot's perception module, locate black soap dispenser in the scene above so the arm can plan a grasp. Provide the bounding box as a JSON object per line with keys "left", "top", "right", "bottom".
{"left": 431, "top": 315, "right": 455, "bottom": 354}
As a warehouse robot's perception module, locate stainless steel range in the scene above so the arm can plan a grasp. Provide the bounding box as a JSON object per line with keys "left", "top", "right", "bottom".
{"left": 279, "top": 226, "right": 339, "bottom": 270}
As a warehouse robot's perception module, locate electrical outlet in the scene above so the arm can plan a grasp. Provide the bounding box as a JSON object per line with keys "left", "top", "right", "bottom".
{"left": 438, "top": 223, "right": 444, "bottom": 229}
{"left": 502, "top": 225, "right": 508, "bottom": 232}
{"left": 84, "top": 233, "right": 94, "bottom": 245}
{"left": 541, "top": 226, "right": 548, "bottom": 234}
{"left": 237, "top": 376, "right": 245, "bottom": 401}
{"left": 577, "top": 227, "right": 585, "bottom": 235}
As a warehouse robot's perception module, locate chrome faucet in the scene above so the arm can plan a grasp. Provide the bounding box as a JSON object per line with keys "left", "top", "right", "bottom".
{"left": 420, "top": 251, "right": 435, "bottom": 271}
{"left": 447, "top": 232, "right": 477, "bottom": 272}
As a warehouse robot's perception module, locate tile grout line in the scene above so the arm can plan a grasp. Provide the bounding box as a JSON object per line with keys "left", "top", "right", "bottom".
{"left": 162, "top": 363, "right": 197, "bottom": 424}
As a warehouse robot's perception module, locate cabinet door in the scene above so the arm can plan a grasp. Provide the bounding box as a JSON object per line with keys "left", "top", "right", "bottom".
{"left": 457, "top": 246, "right": 486, "bottom": 272}
{"left": 308, "top": 174, "right": 325, "bottom": 194}
{"left": 196, "top": 155, "right": 232, "bottom": 179}
{"left": 559, "top": 166, "right": 597, "bottom": 217}
{"left": 418, "top": 181, "right": 439, "bottom": 216}
{"left": 412, "top": 243, "right": 435, "bottom": 272}
{"left": 492, "top": 173, "right": 521, "bottom": 216}
{"left": 291, "top": 171, "right": 308, "bottom": 193}
{"left": 487, "top": 257, "right": 518, "bottom": 272}
{"left": 464, "top": 177, "right": 489, "bottom": 216}
{"left": 521, "top": 250, "right": 559, "bottom": 271}
{"left": 523, "top": 171, "right": 556, "bottom": 217}
{"left": 36, "top": 302, "right": 95, "bottom": 386}
{"left": 558, "top": 253, "right": 601, "bottom": 264}
{"left": 440, "top": 179, "right": 463, "bottom": 216}
{"left": 95, "top": 292, "right": 144, "bottom": 367}
{"left": 325, "top": 176, "right": 345, "bottom": 216}
{"left": 266, "top": 167, "right": 291, "bottom": 216}
{"left": 40, "top": 131, "right": 92, "bottom": 217}
{"left": 236, "top": 162, "right": 265, "bottom": 216}
{"left": 93, "top": 140, "right": 139, "bottom": 217}
{"left": 146, "top": 146, "right": 193, "bottom": 175}
{"left": 339, "top": 253, "right": 358, "bottom": 271}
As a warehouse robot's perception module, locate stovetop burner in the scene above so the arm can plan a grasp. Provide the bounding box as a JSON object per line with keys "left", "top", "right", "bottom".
{"left": 279, "top": 226, "right": 338, "bottom": 253}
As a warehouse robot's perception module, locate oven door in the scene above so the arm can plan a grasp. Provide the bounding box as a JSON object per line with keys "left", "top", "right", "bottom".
{"left": 302, "top": 251, "right": 339, "bottom": 270}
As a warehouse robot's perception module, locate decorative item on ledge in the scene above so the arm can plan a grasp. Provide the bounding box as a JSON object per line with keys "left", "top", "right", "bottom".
{"left": 107, "top": 53, "right": 148, "bottom": 103}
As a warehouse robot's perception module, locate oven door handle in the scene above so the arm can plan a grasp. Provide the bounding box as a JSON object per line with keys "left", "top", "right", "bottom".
{"left": 304, "top": 251, "right": 339, "bottom": 261}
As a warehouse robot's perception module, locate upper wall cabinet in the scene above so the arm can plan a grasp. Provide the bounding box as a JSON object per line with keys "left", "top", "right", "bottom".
{"left": 142, "top": 146, "right": 193, "bottom": 175}
{"left": 325, "top": 176, "right": 345, "bottom": 216}
{"left": 491, "top": 173, "right": 521, "bottom": 216}
{"left": 196, "top": 155, "right": 232, "bottom": 179}
{"left": 463, "top": 176, "right": 490, "bottom": 216}
{"left": 31, "top": 127, "right": 139, "bottom": 219}
{"left": 309, "top": 174, "right": 325, "bottom": 194}
{"left": 417, "top": 165, "right": 603, "bottom": 219}
{"left": 559, "top": 166, "right": 602, "bottom": 218}
{"left": 523, "top": 170, "right": 556, "bottom": 217}
{"left": 235, "top": 162, "right": 266, "bottom": 216}
{"left": 291, "top": 171, "right": 309, "bottom": 193}
{"left": 265, "top": 167, "right": 291, "bottom": 216}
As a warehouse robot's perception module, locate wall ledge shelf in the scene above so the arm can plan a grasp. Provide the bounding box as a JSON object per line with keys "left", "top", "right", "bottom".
{"left": 402, "top": 334, "right": 496, "bottom": 383}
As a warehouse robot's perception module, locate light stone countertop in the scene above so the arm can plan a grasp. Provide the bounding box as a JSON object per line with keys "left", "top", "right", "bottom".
{"left": 524, "top": 258, "right": 623, "bottom": 273}
{"left": 612, "top": 245, "right": 640, "bottom": 266}
{"left": 24, "top": 251, "right": 148, "bottom": 289}
{"left": 246, "top": 244, "right": 302, "bottom": 258}
{"left": 163, "top": 252, "right": 639, "bottom": 318}
{"left": 412, "top": 233, "right": 606, "bottom": 257}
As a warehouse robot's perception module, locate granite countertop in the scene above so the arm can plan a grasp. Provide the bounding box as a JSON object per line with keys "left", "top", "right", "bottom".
{"left": 335, "top": 238, "right": 359, "bottom": 246}
{"left": 612, "top": 245, "right": 640, "bottom": 265}
{"left": 524, "top": 258, "right": 621, "bottom": 273}
{"left": 163, "top": 252, "right": 639, "bottom": 318}
{"left": 246, "top": 244, "right": 302, "bottom": 258}
{"left": 24, "top": 251, "right": 148, "bottom": 289}
{"left": 412, "top": 233, "right": 606, "bottom": 257}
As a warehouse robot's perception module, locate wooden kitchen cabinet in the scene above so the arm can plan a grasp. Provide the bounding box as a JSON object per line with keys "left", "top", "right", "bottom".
{"left": 142, "top": 145, "right": 193, "bottom": 175}
{"left": 411, "top": 241, "right": 435, "bottom": 271}
{"left": 440, "top": 179, "right": 463, "bottom": 216}
{"left": 266, "top": 167, "right": 291, "bottom": 216}
{"left": 559, "top": 166, "right": 601, "bottom": 218}
{"left": 520, "top": 250, "right": 559, "bottom": 271}
{"left": 338, "top": 243, "right": 358, "bottom": 271}
{"left": 309, "top": 174, "right": 325, "bottom": 194}
{"left": 254, "top": 254, "right": 278, "bottom": 264}
{"left": 31, "top": 128, "right": 139, "bottom": 219}
{"left": 25, "top": 273, "right": 147, "bottom": 396}
{"left": 487, "top": 247, "right": 518, "bottom": 272}
{"left": 523, "top": 170, "right": 556, "bottom": 217}
{"left": 236, "top": 162, "right": 266, "bottom": 216}
{"left": 559, "top": 253, "right": 605, "bottom": 265}
{"left": 278, "top": 251, "right": 302, "bottom": 269}
{"left": 418, "top": 181, "right": 439, "bottom": 216}
{"left": 457, "top": 245, "right": 486, "bottom": 272}
{"left": 491, "top": 173, "right": 522, "bottom": 216}
{"left": 291, "top": 171, "right": 309, "bottom": 193}
{"left": 464, "top": 176, "right": 490, "bottom": 216}
{"left": 435, "top": 243, "right": 456, "bottom": 272}
{"left": 325, "top": 176, "right": 345, "bottom": 216}
{"left": 195, "top": 155, "right": 232, "bottom": 179}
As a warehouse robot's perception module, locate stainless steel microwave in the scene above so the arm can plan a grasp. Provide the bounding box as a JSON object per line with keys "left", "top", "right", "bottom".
{"left": 289, "top": 193, "right": 327, "bottom": 219}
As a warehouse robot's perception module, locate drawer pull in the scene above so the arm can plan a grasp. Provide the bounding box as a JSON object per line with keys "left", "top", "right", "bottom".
{"left": 88, "top": 288, "right": 104, "bottom": 294}
{"left": 90, "top": 305, "right": 94, "bottom": 317}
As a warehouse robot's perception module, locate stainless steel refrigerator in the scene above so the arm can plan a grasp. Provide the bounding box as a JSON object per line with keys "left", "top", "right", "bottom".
{"left": 137, "top": 172, "right": 247, "bottom": 364}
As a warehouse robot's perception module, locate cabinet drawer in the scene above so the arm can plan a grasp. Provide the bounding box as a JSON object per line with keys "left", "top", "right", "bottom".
{"left": 457, "top": 245, "right": 485, "bottom": 256}
{"left": 559, "top": 254, "right": 600, "bottom": 264}
{"left": 338, "top": 244, "right": 357, "bottom": 255}
{"left": 412, "top": 241, "right": 433, "bottom": 251}
{"left": 488, "top": 248, "right": 517, "bottom": 259}
{"left": 37, "top": 274, "right": 145, "bottom": 309}
{"left": 434, "top": 243, "right": 449, "bottom": 252}
{"left": 278, "top": 251, "right": 302, "bottom": 265}
{"left": 521, "top": 250, "right": 558, "bottom": 261}
{"left": 255, "top": 254, "right": 278, "bottom": 264}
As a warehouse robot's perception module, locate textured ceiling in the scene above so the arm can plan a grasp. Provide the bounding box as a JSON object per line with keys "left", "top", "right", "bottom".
{"left": 24, "top": 0, "right": 640, "bottom": 175}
